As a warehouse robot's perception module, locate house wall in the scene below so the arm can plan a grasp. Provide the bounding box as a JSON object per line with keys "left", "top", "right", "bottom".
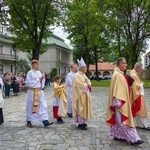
{"left": 0, "top": 27, "right": 73, "bottom": 76}
{"left": 40, "top": 46, "right": 73, "bottom": 75}
{"left": 0, "top": 38, "right": 16, "bottom": 74}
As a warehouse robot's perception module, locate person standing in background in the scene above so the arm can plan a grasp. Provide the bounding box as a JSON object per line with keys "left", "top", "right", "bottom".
{"left": 3, "top": 73, "right": 11, "bottom": 98}
{"left": 11, "top": 73, "right": 20, "bottom": 96}
{"left": 65, "top": 63, "right": 78, "bottom": 118}
{"left": 0, "top": 71, "right": 4, "bottom": 79}
{"left": 0, "top": 77, "right": 4, "bottom": 125}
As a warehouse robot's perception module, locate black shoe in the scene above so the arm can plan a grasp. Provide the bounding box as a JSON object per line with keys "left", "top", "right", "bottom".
{"left": 27, "top": 122, "right": 33, "bottom": 128}
{"left": 130, "top": 140, "right": 144, "bottom": 145}
{"left": 114, "top": 137, "right": 126, "bottom": 141}
{"left": 57, "top": 118, "right": 64, "bottom": 124}
{"left": 83, "top": 123, "right": 87, "bottom": 127}
{"left": 44, "top": 122, "right": 53, "bottom": 127}
{"left": 67, "top": 113, "right": 73, "bottom": 118}
{"left": 78, "top": 124, "right": 87, "bottom": 130}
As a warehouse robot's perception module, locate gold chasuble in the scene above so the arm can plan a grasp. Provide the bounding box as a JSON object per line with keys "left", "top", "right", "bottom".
{"left": 106, "top": 67, "right": 135, "bottom": 128}
{"left": 130, "top": 69, "right": 147, "bottom": 118}
{"left": 72, "top": 71, "right": 93, "bottom": 119}
{"left": 54, "top": 82, "right": 68, "bottom": 118}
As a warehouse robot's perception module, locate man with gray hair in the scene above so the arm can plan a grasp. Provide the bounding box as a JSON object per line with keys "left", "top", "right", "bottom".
{"left": 130, "top": 62, "right": 150, "bottom": 130}
{"left": 106, "top": 57, "right": 143, "bottom": 145}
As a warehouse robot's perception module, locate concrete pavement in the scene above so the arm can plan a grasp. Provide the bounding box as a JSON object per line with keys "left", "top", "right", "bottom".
{"left": 0, "top": 86, "right": 150, "bottom": 150}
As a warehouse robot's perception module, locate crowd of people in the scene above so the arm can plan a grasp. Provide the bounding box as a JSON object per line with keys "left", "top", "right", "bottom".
{"left": 0, "top": 57, "right": 149, "bottom": 146}
{"left": 0, "top": 72, "right": 26, "bottom": 97}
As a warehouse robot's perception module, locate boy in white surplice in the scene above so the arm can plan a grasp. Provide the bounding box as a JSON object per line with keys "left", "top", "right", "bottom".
{"left": 25, "top": 59, "right": 53, "bottom": 128}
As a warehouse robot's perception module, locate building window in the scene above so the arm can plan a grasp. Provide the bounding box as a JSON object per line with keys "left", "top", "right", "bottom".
{"left": 11, "top": 65, "right": 13, "bottom": 73}
{"left": 58, "top": 68, "right": 61, "bottom": 75}
{"left": 145, "top": 55, "right": 149, "bottom": 67}
{"left": 10, "top": 48, "right": 13, "bottom": 55}
{"left": 0, "top": 26, "right": 3, "bottom": 34}
{"left": 68, "top": 67, "right": 70, "bottom": 73}
{"left": 58, "top": 50, "right": 61, "bottom": 60}
{"left": 0, "top": 63, "right": 3, "bottom": 73}
{"left": 0, "top": 44, "right": 3, "bottom": 53}
{"left": 64, "top": 66, "right": 66, "bottom": 74}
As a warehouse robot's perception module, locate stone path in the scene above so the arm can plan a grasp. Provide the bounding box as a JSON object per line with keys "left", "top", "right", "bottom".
{"left": 0, "top": 86, "right": 150, "bottom": 150}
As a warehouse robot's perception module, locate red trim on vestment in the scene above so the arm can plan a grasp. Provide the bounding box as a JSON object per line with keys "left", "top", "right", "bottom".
{"left": 131, "top": 96, "right": 141, "bottom": 117}
{"left": 88, "top": 87, "right": 92, "bottom": 92}
{"left": 123, "top": 74, "right": 130, "bottom": 92}
{"left": 53, "top": 106, "right": 59, "bottom": 118}
{"left": 107, "top": 100, "right": 127, "bottom": 125}
{"left": 106, "top": 113, "right": 115, "bottom": 124}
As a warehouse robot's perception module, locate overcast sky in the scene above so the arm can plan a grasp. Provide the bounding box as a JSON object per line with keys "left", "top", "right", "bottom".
{"left": 53, "top": 26, "right": 71, "bottom": 47}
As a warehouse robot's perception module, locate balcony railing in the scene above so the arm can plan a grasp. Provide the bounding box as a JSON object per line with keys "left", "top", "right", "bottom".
{"left": 0, "top": 53, "right": 18, "bottom": 61}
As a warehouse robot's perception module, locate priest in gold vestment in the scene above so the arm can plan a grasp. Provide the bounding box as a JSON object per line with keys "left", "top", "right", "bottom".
{"left": 72, "top": 57, "right": 93, "bottom": 130}
{"left": 106, "top": 57, "right": 143, "bottom": 145}
{"left": 130, "top": 62, "right": 150, "bottom": 130}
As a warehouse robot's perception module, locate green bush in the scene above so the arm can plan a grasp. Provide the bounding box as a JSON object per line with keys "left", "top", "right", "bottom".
{"left": 50, "top": 68, "right": 57, "bottom": 81}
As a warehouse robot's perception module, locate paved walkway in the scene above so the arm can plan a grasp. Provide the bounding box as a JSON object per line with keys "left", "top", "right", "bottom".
{"left": 0, "top": 86, "right": 150, "bottom": 150}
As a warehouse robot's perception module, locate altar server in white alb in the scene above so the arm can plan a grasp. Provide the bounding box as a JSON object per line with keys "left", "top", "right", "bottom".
{"left": 25, "top": 60, "right": 53, "bottom": 128}
{"left": 65, "top": 63, "right": 78, "bottom": 118}
{"left": 0, "top": 77, "right": 4, "bottom": 125}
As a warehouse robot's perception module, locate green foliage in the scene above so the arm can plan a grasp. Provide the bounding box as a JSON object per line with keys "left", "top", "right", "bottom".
{"left": 63, "top": 0, "right": 108, "bottom": 69}
{"left": 103, "top": 0, "right": 150, "bottom": 67}
{"left": 15, "top": 59, "right": 30, "bottom": 74}
{"left": 50, "top": 68, "right": 57, "bottom": 78}
{"left": 2, "top": 0, "right": 62, "bottom": 60}
{"left": 91, "top": 79, "right": 150, "bottom": 87}
{"left": 63, "top": 0, "right": 150, "bottom": 68}
{"left": 63, "top": 0, "right": 115, "bottom": 68}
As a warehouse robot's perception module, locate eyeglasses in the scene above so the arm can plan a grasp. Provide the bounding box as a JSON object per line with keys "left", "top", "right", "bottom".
{"left": 121, "top": 62, "right": 127, "bottom": 64}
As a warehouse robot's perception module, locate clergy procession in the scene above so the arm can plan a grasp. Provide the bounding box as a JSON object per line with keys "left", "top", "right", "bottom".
{"left": 0, "top": 57, "right": 150, "bottom": 149}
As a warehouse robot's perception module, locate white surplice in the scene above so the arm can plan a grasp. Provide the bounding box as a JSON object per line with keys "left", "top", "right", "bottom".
{"left": 25, "top": 69, "right": 49, "bottom": 122}
{"left": 65, "top": 71, "right": 76, "bottom": 114}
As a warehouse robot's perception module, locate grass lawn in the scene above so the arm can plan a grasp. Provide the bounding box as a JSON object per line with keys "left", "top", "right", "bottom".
{"left": 143, "top": 80, "right": 150, "bottom": 88}
{"left": 91, "top": 79, "right": 150, "bottom": 87}
{"left": 91, "top": 80, "right": 110, "bottom": 87}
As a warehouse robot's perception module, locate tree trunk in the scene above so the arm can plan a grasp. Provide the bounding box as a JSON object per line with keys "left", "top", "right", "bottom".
{"left": 32, "top": 49, "right": 39, "bottom": 60}
{"left": 94, "top": 47, "right": 99, "bottom": 81}
{"left": 84, "top": 37, "right": 90, "bottom": 77}
{"left": 131, "top": 45, "right": 138, "bottom": 68}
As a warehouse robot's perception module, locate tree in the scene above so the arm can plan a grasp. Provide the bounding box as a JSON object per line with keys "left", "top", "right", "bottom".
{"left": 104, "top": 0, "right": 150, "bottom": 68}
{"left": 63, "top": 0, "right": 95, "bottom": 72}
{"left": 1, "top": 0, "right": 62, "bottom": 60}
{"left": 50, "top": 68, "right": 57, "bottom": 81}
{"left": 63, "top": 0, "right": 109, "bottom": 78}
{"left": 15, "top": 58, "right": 30, "bottom": 74}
